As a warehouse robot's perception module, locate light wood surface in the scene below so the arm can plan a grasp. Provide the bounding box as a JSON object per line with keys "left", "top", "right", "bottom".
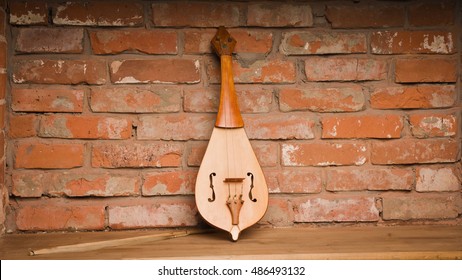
{"left": 1, "top": 225, "right": 461, "bottom": 260}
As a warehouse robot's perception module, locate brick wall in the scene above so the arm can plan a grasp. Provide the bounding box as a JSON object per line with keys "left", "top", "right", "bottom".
{"left": 3, "top": 1, "right": 461, "bottom": 232}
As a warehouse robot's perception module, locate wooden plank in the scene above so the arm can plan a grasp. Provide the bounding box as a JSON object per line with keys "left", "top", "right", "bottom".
{"left": 1, "top": 225, "right": 461, "bottom": 260}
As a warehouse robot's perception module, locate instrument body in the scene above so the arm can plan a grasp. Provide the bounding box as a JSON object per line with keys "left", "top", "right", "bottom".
{"left": 194, "top": 27, "right": 268, "bottom": 241}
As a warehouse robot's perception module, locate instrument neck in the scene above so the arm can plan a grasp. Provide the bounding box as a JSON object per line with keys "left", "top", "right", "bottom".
{"left": 215, "top": 55, "right": 244, "bottom": 128}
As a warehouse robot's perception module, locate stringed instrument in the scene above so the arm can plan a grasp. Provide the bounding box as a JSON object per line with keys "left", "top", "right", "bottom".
{"left": 195, "top": 27, "right": 269, "bottom": 241}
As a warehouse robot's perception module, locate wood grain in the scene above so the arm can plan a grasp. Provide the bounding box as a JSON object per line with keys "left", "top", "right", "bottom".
{"left": 1, "top": 226, "right": 461, "bottom": 260}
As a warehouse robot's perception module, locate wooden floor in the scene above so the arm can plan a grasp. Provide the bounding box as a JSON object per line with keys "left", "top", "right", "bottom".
{"left": 1, "top": 225, "right": 461, "bottom": 259}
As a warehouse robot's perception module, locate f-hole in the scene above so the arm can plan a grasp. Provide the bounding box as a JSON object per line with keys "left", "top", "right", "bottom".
{"left": 247, "top": 172, "right": 257, "bottom": 202}
{"left": 208, "top": 173, "right": 216, "bottom": 202}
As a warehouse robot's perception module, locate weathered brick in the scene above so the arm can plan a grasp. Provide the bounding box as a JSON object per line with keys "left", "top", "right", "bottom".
{"left": 326, "top": 168, "right": 413, "bottom": 191}
{"left": 280, "top": 31, "right": 366, "bottom": 55}
{"left": 187, "top": 142, "right": 207, "bottom": 167}
{"left": 326, "top": 3, "right": 405, "bottom": 28}
{"left": 274, "top": 169, "right": 322, "bottom": 193}
{"left": 247, "top": 3, "right": 312, "bottom": 27}
{"left": 90, "top": 87, "right": 181, "bottom": 113}
{"left": 305, "top": 57, "right": 387, "bottom": 81}
{"left": 89, "top": 30, "right": 177, "bottom": 55}
{"left": 137, "top": 115, "right": 214, "bottom": 141}
{"left": 16, "top": 27, "right": 84, "bottom": 53}
{"left": 260, "top": 197, "right": 294, "bottom": 227}
{"left": 282, "top": 142, "right": 368, "bottom": 167}
{"left": 294, "top": 196, "right": 379, "bottom": 222}
{"left": 416, "top": 166, "right": 460, "bottom": 192}
{"left": 251, "top": 142, "right": 278, "bottom": 167}
{"left": 371, "top": 139, "right": 459, "bottom": 165}
{"left": 142, "top": 170, "right": 196, "bottom": 196}
{"left": 370, "top": 85, "right": 456, "bottom": 109}
{"left": 15, "top": 200, "right": 105, "bottom": 230}
{"left": 54, "top": 2, "right": 143, "bottom": 26}
{"left": 183, "top": 86, "right": 273, "bottom": 114}
{"left": 12, "top": 171, "right": 140, "bottom": 197}
{"left": 279, "top": 86, "right": 365, "bottom": 112}
{"left": 108, "top": 198, "right": 198, "bottom": 229}
{"left": 207, "top": 58, "right": 296, "bottom": 84}
{"left": 13, "top": 59, "right": 107, "bottom": 85}
{"left": 409, "top": 113, "right": 457, "bottom": 138}
{"left": 408, "top": 1, "right": 456, "bottom": 27}
{"left": 321, "top": 115, "right": 403, "bottom": 139}
{"left": 9, "top": 1, "right": 48, "bottom": 25}
{"left": 11, "top": 88, "right": 84, "bottom": 113}
{"left": 92, "top": 142, "right": 183, "bottom": 168}
{"left": 14, "top": 142, "right": 85, "bottom": 169}
{"left": 244, "top": 114, "right": 315, "bottom": 140}
{"left": 9, "top": 114, "right": 37, "bottom": 138}
{"left": 395, "top": 58, "right": 457, "bottom": 83}
{"left": 110, "top": 59, "right": 200, "bottom": 84}
{"left": 382, "top": 194, "right": 462, "bottom": 220}
{"left": 371, "top": 31, "right": 455, "bottom": 54}
{"left": 152, "top": 2, "right": 241, "bottom": 27}
{"left": 39, "top": 115, "right": 132, "bottom": 140}
{"left": 184, "top": 29, "right": 273, "bottom": 54}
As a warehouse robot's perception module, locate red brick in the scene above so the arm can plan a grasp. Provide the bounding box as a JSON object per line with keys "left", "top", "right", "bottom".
{"left": 15, "top": 200, "right": 105, "bottom": 230}
{"left": 137, "top": 115, "right": 214, "bottom": 141}
{"left": 12, "top": 88, "right": 84, "bottom": 113}
{"left": 251, "top": 142, "right": 278, "bottom": 167}
{"left": 108, "top": 197, "right": 197, "bottom": 229}
{"left": 247, "top": 3, "right": 313, "bottom": 27}
{"left": 294, "top": 196, "right": 379, "bottom": 222}
{"left": 371, "top": 139, "right": 459, "bottom": 165}
{"left": 53, "top": 2, "right": 143, "bottom": 26}
{"left": 279, "top": 86, "right": 365, "bottom": 112}
{"left": 0, "top": 40, "right": 6, "bottom": 68}
{"left": 0, "top": 73, "right": 6, "bottom": 99}
{"left": 13, "top": 59, "right": 107, "bottom": 85}
{"left": 244, "top": 114, "right": 315, "bottom": 140}
{"left": 90, "top": 87, "right": 181, "bottom": 113}
{"left": 89, "top": 30, "right": 177, "bottom": 55}
{"left": 184, "top": 29, "right": 273, "bottom": 54}
{"left": 39, "top": 115, "right": 132, "bottom": 139}
{"left": 12, "top": 171, "right": 140, "bottom": 197}
{"left": 142, "top": 170, "right": 195, "bottom": 196}
{"left": 281, "top": 31, "right": 366, "bottom": 55}
{"left": 110, "top": 59, "right": 200, "bottom": 84}
{"left": 382, "top": 194, "right": 462, "bottom": 220}
{"left": 260, "top": 197, "right": 294, "bottom": 227}
{"left": 408, "top": 1, "right": 456, "bottom": 27}
{"left": 326, "top": 168, "right": 413, "bottom": 191}
{"left": 370, "top": 85, "right": 456, "bottom": 109}
{"left": 183, "top": 86, "right": 273, "bottom": 113}
{"left": 326, "top": 3, "right": 405, "bottom": 28}
{"left": 152, "top": 2, "right": 241, "bottom": 27}
{"left": 282, "top": 142, "right": 368, "bottom": 167}
{"left": 14, "top": 142, "right": 84, "bottom": 169}
{"left": 322, "top": 115, "right": 403, "bottom": 139}
{"left": 92, "top": 142, "right": 183, "bottom": 168}
{"left": 9, "top": 114, "right": 37, "bottom": 138}
{"left": 305, "top": 57, "right": 387, "bottom": 81}
{"left": 409, "top": 113, "right": 457, "bottom": 138}
{"left": 16, "top": 27, "right": 84, "bottom": 53}
{"left": 371, "top": 31, "right": 455, "bottom": 54}
{"left": 395, "top": 58, "right": 457, "bottom": 83}
{"left": 273, "top": 169, "right": 322, "bottom": 193}
{"left": 187, "top": 142, "right": 206, "bottom": 167}
{"left": 207, "top": 58, "right": 296, "bottom": 84}
{"left": 9, "top": 1, "right": 48, "bottom": 25}
{"left": 416, "top": 166, "right": 460, "bottom": 192}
